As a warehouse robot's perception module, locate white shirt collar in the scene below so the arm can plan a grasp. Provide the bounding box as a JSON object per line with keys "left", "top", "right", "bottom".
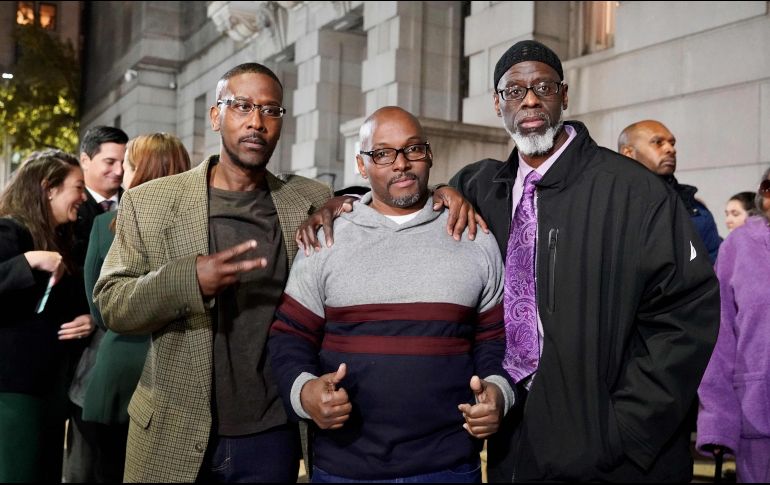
{"left": 86, "top": 187, "right": 119, "bottom": 206}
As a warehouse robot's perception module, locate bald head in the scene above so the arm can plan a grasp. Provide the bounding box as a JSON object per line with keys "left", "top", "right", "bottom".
{"left": 356, "top": 106, "right": 432, "bottom": 216}
{"left": 358, "top": 106, "right": 425, "bottom": 150}
{"left": 618, "top": 120, "right": 677, "bottom": 176}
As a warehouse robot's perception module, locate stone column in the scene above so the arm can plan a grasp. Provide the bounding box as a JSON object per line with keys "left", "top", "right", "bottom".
{"left": 361, "top": 1, "right": 462, "bottom": 120}
{"left": 289, "top": 28, "right": 365, "bottom": 188}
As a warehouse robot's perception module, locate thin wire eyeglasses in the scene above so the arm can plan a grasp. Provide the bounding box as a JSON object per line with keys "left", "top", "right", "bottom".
{"left": 217, "top": 98, "right": 286, "bottom": 118}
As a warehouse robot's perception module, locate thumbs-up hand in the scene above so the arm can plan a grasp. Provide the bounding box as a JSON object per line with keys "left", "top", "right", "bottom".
{"left": 300, "top": 363, "right": 352, "bottom": 430}
{"left": 457, "top": 375, "right": 504, "bottom": 439}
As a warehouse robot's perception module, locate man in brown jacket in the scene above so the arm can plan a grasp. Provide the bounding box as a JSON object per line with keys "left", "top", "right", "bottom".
{"left": 94, "top": 63, "right": 332, "bottom": 482}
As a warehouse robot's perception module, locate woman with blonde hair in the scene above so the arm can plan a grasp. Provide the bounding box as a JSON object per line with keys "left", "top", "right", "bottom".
{"left": 79, "top": 133, "right": 191, "bottom": 482}
{"left": 0, "top": 150, "right": 94, "bottom": 482}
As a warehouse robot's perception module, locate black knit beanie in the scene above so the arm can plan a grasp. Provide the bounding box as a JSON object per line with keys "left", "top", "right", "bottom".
{"left": 493, "top": 40, "right": 563, "bottom": 89}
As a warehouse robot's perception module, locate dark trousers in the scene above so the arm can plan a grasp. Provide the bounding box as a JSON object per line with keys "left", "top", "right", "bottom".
{"left": 311, "top": 461, "right": 481, "bottom": 483}
{"left": 64, "top": 403, "right": 97, "bottom": 483}
{"left": 92, "top": 421, "right": 129, "bottom": 483}
{"left": 197, "top": 423, "right": 302, "bottom": 483}
{"left": 486, "top": 395, "right": 525, "bottom": 483}
{"left": 64, "top": 403, "right": 128, "bottom": 483}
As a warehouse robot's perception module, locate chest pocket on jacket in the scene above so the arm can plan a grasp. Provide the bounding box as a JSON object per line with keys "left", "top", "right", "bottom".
{"left": 543, "top": 228, "right": 559, "bottom": 313}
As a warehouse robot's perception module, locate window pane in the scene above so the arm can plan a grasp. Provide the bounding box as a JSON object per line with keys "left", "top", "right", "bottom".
{"left": 39, "top": 3, "right": 57, "bottom": 31}
{"left": 16, "top": 1, "right": 34, "bottom": 25}
{"left": 581, "top": 1, "right": 616, "bottom": 55}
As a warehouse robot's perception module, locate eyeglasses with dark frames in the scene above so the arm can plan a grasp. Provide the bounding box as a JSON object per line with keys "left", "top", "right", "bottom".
{"left": 496, "top": 81, "right": 563, "bottom": 101}
{"left": 359, "top": 142, "right": 432, "bottom": 166}
{"left": 217, "top": 98, "right": 286, "bottom": 118}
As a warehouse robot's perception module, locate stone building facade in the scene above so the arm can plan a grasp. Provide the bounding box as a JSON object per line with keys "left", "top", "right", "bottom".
{"left": 78, "top": 1, "right": 770, "bottom": 236}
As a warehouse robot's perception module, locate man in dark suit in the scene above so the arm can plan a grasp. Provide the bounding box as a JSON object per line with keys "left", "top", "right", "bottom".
{"left": 64, "top": 125, "right": 128, "bottom": 483}
{"left": 72, "top": 126, "right": 129, "bottom": 265}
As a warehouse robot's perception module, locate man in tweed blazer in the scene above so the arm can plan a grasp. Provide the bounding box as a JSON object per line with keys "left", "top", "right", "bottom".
{"left": 94, "top": 63, "right": 332, "bottom": 482}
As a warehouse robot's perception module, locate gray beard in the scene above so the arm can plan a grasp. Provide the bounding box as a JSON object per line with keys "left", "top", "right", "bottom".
{"left": 508, "top": 120, "right": 564, "bottom": 156}
{"left": 391, "top": 192, "right": 422, "bottom": 208}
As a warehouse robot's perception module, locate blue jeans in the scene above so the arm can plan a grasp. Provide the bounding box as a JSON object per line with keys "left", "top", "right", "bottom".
{"left": 311, "top": 461, "right": 481, "bottom": 483}
{"left": 197, "top": 423, "right": 301, "bottom": 483}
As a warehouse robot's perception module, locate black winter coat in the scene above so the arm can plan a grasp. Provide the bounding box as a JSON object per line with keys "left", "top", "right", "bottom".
{"left": 450, "top": 122, "right": 719, "bottom": 482}
{"left": 0, "top": 217, "right": 88, "bottom": 396}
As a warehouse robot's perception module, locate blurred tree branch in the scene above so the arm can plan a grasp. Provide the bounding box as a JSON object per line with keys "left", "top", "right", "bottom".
{"left": 0, "top": 24, "right": 80, "bottom": 164}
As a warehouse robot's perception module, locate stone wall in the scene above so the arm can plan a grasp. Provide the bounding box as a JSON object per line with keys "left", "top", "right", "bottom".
{"left": 77, "top": 1, "right": 770, "bottom": 234}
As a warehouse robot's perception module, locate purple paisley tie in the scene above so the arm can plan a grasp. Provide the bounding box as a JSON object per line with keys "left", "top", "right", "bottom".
{"left": 503, "top": 170, "right": 541, "bottom": 383}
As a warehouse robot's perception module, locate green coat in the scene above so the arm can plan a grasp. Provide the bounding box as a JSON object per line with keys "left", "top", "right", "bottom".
{"left": 93, "top": 157, "right": 332, "bottom": 482}
{"left": 82, "top": 211, "right": 149, "bottom": 424}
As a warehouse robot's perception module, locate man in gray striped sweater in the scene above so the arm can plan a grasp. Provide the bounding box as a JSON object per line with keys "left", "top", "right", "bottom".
{"left": 269, "top": 107, "right": 516, "bottom": 483}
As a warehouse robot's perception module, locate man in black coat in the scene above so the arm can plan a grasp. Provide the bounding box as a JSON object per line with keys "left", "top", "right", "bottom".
{"left": 449, "top": 40, "right": 719, "bottom": 482}
{"left": 618, "top": 120, "right": 722, "bottom": 264}
{"left": 64, "top": 125, "right": 128, "bottom": 483}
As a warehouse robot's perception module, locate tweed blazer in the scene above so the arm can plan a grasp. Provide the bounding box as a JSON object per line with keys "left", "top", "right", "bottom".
{"left": 93, "top": 156, "right": 332, "bottom": 483}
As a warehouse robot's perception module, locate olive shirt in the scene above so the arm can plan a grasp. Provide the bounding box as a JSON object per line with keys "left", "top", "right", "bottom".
{"left": 208, "top": 186, "right": 288, "bottom": 436}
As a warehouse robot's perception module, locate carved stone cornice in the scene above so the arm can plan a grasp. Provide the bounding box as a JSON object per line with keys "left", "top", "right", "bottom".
{"left": 207, "top": 1, "right": 293, "bottom": 47}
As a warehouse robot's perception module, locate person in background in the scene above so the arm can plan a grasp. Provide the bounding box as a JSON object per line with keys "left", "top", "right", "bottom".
{"left": 65, "top": 125, "right": 128, "bottom": 483}
{"left": 0, "top": 151, "right": 93, "bottom": 482}
{"left": 697, "top": 167, "right": 770, "bottom": 483}
{"left": 618, "top": 120, "right": 722, "bottom": 263}
{"left": 73, "top": 126, "right": 128, "bottom": 264}
{"left": 724, "top": 191, "right": 756, "bottom": 232}
{"left": 80, "top": 133, "right": 191, "bottom": 482}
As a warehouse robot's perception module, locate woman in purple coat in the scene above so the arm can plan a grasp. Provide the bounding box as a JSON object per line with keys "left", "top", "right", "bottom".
{"left": 697, "top": 167, "right": 770, "bottom": 482}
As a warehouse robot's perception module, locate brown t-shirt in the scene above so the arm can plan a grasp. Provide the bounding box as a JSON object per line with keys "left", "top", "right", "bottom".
{"left": 208, "top": 184, "right": 288, "bottom": 436}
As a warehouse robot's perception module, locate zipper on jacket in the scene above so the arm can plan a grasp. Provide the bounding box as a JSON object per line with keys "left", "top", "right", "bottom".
{"left": 546, "top": 228, "right": 558, "bottom": 313}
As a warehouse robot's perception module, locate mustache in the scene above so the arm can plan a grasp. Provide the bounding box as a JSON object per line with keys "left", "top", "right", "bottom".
{"left": 387, "top": 172, "right": 418, "bottom": 187}
{"left": 239, "top": 132, "right": 266, "bottom": 144}
{"left": 515, "top": 110, "right": 550, "bottom": 126}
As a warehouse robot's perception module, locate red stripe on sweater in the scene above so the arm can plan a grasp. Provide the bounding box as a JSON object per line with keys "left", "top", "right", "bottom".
{"left": 276, "top": 294, "right": 325, "bottom": 332}
{"left": 477, "top": 304, "right": 503, "bottom": 326}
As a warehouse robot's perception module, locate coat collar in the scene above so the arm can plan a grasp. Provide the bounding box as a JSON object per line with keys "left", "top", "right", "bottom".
{"left": 266, "top": 171, "right": 313, "bottom": 265}
{"left": 492, "top": 121, "right": 593, "bottom": 193}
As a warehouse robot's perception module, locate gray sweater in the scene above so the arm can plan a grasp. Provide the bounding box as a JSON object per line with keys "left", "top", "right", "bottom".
{"left": 269, "top": 194, "right": 514, "bottom": 479}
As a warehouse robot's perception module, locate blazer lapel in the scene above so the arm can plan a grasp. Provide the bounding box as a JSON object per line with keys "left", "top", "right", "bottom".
{"left": 267, "top": 172, "right": 312, "bottom": 266}
{"left": 165, "top": 159, "right": 213, "bottom": 399}
{"left": 163, "top": 161, "right": 210, "bottom": 260}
